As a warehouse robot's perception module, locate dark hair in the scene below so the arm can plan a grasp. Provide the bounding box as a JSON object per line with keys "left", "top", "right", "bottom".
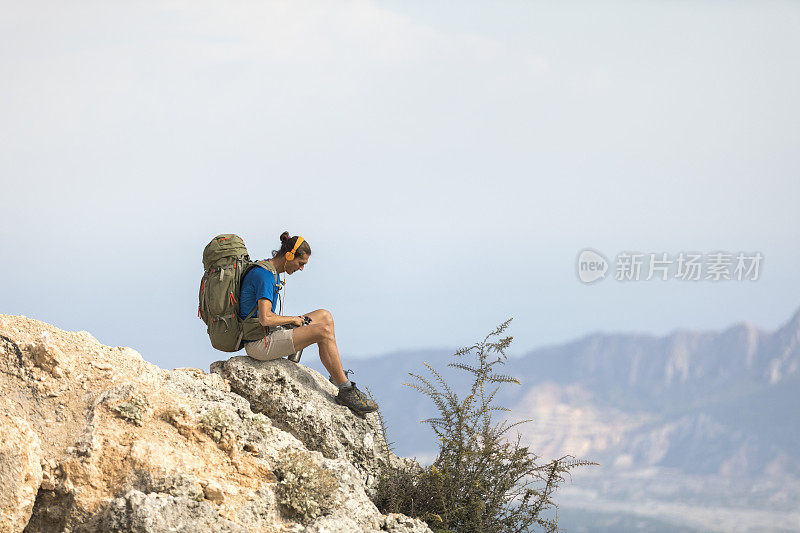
{"left": 272, "top": 231, "right": 312, "bottom": 259}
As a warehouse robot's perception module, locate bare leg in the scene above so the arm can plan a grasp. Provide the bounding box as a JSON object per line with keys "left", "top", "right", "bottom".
{"left": 290, "top": 309, "right": 348, "bottom": 385}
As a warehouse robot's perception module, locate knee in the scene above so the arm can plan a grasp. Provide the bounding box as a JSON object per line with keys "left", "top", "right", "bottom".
{"left": 315, "top": 324, "right": 334, "bottom": 342}
{"left": 316, "top": 309, "right": 334, "bottom": 326}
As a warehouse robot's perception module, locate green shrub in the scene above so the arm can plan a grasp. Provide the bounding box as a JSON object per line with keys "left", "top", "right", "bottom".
{"left": 273, "top": 450, "right": 338, "bottom": 523}
{"left": 199, "top": 407, "right": 233, "bottom": 442}
{"left": 373, "top": 319, "right": 597, "bottom": 533}
{"left": 111, "top": 394, "right": 149, "bottom": 426}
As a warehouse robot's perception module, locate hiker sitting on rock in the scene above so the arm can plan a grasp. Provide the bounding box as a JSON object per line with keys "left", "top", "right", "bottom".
{"left": 238, "top": 231, "right": 378, "bottom": 415}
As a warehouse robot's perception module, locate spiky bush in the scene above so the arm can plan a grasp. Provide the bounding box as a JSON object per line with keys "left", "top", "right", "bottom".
{"left": 373, "top": 319, "right": 597, "bottom": 533}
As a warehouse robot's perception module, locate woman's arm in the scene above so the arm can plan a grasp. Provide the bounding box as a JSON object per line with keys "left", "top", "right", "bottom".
{"left": 256, "top": 298, "right": 303, "bottom": 328}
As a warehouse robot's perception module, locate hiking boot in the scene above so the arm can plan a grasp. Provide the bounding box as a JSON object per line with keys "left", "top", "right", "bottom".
{"left": 335, "top": 381, "right": 379, "bottom": 414}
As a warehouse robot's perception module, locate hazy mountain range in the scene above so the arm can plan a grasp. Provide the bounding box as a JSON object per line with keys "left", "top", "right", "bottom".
{"left": 354, "top": 307, "right": 800, "bottom": 532}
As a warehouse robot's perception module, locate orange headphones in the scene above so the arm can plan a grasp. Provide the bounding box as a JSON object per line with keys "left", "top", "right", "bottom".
{"left": 285, "top": 236, "right": 305, "bottom": 261}
{"left": 267, "top": 235, "right": 305, "bottom": 349}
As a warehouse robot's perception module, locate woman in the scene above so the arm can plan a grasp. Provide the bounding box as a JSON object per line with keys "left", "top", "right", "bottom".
{"left": 238, "top": 231, "right": 378, "bottom": 415}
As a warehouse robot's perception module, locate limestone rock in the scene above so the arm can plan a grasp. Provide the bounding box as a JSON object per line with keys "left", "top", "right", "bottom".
{"left": 381, "top": 513, "right": 434, "bottom": 532}
{"left": 27, "top": 332, "right": 67, "bottom": 377}
{"left": 203, "top": 480, "right": 226, "bottom": 504}
{"left": 101, "top": 489, "right": 246, "bottom": 532}
{"left": 0, "top": 413, "right": 43, "bottom": 533}
{"left": 211, "top": 356, "right": 409, "bottom": 490}
{"left": 0, "top": 314, "right": 431, "bottom": 533}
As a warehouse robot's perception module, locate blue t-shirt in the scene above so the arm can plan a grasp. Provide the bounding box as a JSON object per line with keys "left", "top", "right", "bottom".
{"left": 239, "top": 266, "right": 279, "bottom": 318}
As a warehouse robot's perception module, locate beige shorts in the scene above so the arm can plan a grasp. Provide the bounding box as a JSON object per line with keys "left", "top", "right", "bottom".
{"left": 244, "top": 327, "right": 297, "bottom": 361}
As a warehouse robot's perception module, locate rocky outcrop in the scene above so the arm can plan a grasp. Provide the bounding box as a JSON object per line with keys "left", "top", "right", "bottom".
{"left": 0, "top": 413, "right": 43, "bottom": 533}
{"left": 211, "top": 356, "right": 418, "bottom": 492}
{"left": 0, "top": 314, "right": 430, "bottom": 532}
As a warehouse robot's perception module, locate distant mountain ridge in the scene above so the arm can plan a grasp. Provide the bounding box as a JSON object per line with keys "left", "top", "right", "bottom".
{"left": 503, "top": 307, "right": 800, "bottom": 472}
{"left": 510, "top": 307, "right": 800, "bottom": 398}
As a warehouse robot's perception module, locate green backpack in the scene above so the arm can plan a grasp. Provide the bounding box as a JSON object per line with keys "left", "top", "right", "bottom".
{"left": 198, "top": 234, "right": 275, "bottom": 352}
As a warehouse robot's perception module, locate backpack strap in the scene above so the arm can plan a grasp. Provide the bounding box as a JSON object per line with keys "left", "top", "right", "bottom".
{"left": 252, "top": 260, "right": 276, "bottom": 273}
{"left": 235, "top": 303, "right": 260, "bottom": 351}
{"left": 234, "top": 260, "right": 279, "bottom": 350}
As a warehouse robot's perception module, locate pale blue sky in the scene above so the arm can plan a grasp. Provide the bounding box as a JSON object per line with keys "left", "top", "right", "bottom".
{"left": 1, "top": 1, "right": 798, "bottom": 370}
